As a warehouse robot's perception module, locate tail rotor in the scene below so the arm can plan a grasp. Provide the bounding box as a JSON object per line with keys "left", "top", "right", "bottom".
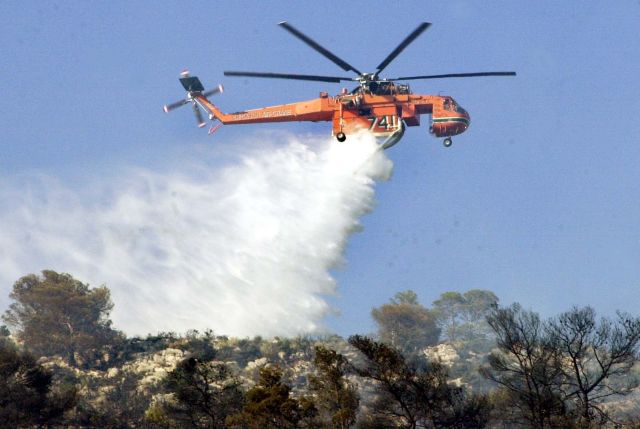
{"left": 163, "top": 98, "right": 189, "bottom": 113}
{"left": 163, "top": 70, "right": 224, "bottom": 130}
{"left": 202, "top": 85, "right": 224, "bottom": 98}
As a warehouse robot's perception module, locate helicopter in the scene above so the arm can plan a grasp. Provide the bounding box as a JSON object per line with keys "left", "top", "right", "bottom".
{"left": 164, "top": 22, "right": 515, "bottom": 149}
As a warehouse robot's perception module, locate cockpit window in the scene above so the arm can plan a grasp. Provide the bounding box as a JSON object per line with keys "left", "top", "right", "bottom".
{"left": 396, "top": 84, "right": 410, "bottom": 94}
{"left": 376, "top": 82, "right": 393, "bottom": 95}
{"left": 353, "top": 82, "right": 410, "bottom": 96}
{"left": 443, "top": 98, "right": 465, "bottom": 113}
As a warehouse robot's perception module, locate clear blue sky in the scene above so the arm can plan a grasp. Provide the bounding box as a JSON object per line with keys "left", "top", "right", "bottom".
{"left": 1, "top": 1, "right": 639, "bottom": 336}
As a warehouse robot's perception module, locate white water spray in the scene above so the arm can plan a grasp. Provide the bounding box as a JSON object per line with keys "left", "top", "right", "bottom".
{"left": 0, "top": 132, "right": 392, "bottom": 337}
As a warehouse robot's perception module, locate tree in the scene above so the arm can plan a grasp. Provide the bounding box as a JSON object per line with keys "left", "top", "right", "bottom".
{"left": 460, "top": 290, "right": 499, "bottom": 323}
{"left": 433, "top": 292, "right": 466, "bottom": 342}
{"left": 348, "top": 335, "right": 490, "bottom": 429}
{"left": 0, "top": 338, "right": 76, "bottom": 428}
{"left": 74, "top": 369, "right": 153, "bottom": 428}
{"left": 391, "top": 290, "right": 420, "bottom": 305}
{"left": 480, "top": 304, "right": 566, "bottom": 429}
{"left": 227, "top": 365, "right": 318, "bottom": 428}
{"left": 433, "top": 290, "right": 498, "bottom": 343}
{"left": 2, "top": 270, "right": 120, "bottom": 366}
{"left": 308, "top": 345, "right": 359, "bottom": 429}
{"left": 371, "top": 290, "right": 440, "bottom": 356}
{"left": 156, "top": 356, "right": 244, "bottom": 429}
{"left": 483, "top": 304, "right": 640, "bottom": 428}
{"left": 548, "top": 306, "right": 640, "bottom": 425}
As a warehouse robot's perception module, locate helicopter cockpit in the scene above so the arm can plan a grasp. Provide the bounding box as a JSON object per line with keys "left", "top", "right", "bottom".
{"left": 442, "top": 97, "right": 468, "bottom": 115}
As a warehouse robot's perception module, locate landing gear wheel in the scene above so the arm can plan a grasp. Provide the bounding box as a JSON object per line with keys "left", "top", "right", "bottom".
{"left": 443, "top": 137, "right": 453, "bottom": 147}
{"left": 336, "top": 132, "right": 346, "bottom": 142}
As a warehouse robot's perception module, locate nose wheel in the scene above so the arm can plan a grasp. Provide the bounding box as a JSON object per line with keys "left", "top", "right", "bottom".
{"left": 336, "top": 132, "right": 346, "bottom": 142}
{"left": 443, "top": 137, "right": 453, "bottom": 147}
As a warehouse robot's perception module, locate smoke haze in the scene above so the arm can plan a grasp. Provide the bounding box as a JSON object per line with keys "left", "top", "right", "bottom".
{"left": 0, "top": 132, "right": 392, "bottom": 337}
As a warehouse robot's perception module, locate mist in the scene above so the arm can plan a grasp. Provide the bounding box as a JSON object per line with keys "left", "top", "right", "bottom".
{"left": 0, "top": 132, "right": 392, "bottom": 337}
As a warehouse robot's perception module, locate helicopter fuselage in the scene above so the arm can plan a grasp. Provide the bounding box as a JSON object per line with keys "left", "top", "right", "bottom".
{"left": 194, "top": 86, "right": 470, "bottom": 149}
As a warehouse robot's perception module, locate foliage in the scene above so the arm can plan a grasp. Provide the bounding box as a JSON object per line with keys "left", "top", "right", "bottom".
{"left": 2, "top": 270, "right": 122, "bottom": 367}
{"left": 2, "top": 269, "right": 639, "bottom": 428}
{"left": 182, "top": 329, "right": 217, "bottom": 361}
{"left": 433, "top": 289, "right": 498, "bottom": 343}
{"left": 0, "top": 338, "right": 77, "bottom": 428}
{"left": 371, "top": 290, "right": 440, "bottom": 356}
{"left": 256, "top": 336, "right": 316, "bottom": 364}
{"left": 105, "top": 331, "right": 181, "bottom": 368}
{"left": 227, "top": 365, "right": 318, "bottom": 428}
{"left": 215, "top": 336, "right": 264, "bottom": 367}
{"left": 156, "top": 356, "right": 245, "bottom": 429}
{"left": 348, "top": 335, "right": 490, "bottom": 429}
{"left": 391, "top": 290, "right": 420, "bottom": 305}
{"left": 308, "top": 345, "right": 359, "bottom": 428}
{"left": 433, "top": 292, "right": 466, "bottom": 342}
{"left": 74, "top": 369, "right": 153, "bottom": 428}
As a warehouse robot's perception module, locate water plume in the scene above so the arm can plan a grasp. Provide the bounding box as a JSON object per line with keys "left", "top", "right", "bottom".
{"left": 0, "top": 132, "right": 392, "bottom": 337}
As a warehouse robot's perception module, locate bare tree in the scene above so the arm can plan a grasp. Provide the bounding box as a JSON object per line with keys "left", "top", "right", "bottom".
{"left": 480, "top": 304, "right": 566, "bottom": 428}
{"left": 349, "top": 335, "right": 490, "bottom": 429}
{"left": 484, "top": 304, "right": 640, "bottom": 428}
{"left": 548, "top": 306, "right": 640, "bottom": 425}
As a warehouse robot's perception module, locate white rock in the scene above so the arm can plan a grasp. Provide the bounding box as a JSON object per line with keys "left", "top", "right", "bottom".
{"left": 424, "top": 343, "right": 460, "bottom": 366}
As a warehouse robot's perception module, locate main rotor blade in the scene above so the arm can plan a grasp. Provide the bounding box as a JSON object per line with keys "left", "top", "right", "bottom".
{"left": 192, "top": 103, "right": 206, "bottom": 128}
{"left": 224, "top": 71, "right": 353, "bottom": 83}
{"left": 278, "top": 21, "right": 361, "bottom": 75}
{"left": 376, "top": 22, "right": 431, "bottom": 75}
{"left": 391, "top": 71, "right": 517, "bottom": 81}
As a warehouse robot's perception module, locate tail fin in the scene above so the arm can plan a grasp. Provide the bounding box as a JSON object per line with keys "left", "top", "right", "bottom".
{"left": 180, "top": 76, "right": 205, "bottom": 92}
{"left": 193, "top": 87, "right": 227, "bottom": 124}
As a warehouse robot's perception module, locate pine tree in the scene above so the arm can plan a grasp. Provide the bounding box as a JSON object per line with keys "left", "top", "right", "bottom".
{"left": 3, "top": 270, "right": 121, "bottom": 366}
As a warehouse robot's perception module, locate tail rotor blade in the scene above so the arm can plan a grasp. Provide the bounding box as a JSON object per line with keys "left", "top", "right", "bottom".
{"left": 192, "top": 103, "right": 206, "bottom": 128}
{"left": 163, "top": 98, "right": 189, "bottom": 113}
{"left": 202, "top": 84, "right": 224, "bottom": 98}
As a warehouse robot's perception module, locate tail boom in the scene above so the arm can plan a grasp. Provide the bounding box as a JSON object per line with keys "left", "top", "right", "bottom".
{"left": 193, "top": 94, "right": 334, "bottom": 125}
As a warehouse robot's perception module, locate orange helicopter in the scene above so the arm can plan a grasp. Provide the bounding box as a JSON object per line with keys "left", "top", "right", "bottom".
{"left": 164, "top": 22, "right": 515, "bottom": 149}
